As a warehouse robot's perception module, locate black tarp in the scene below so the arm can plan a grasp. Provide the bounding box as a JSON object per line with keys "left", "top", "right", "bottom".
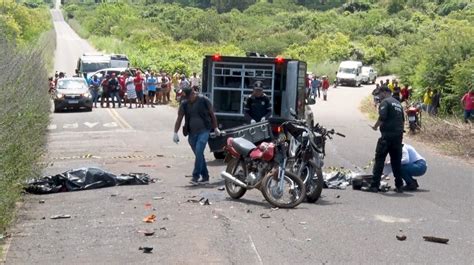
{"left": 25, "top": 168, "right": 151, "bottom": 194}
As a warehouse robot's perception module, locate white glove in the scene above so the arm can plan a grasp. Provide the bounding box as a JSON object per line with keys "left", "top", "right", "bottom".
{"left": 261, "top": 117, "right": 266, "bottom": 122}
{"left": 251, "top": 119, "right": 256, "bottom": 124}
{"left": 173, "top": 132, "right": 179, "bottom": 144}
{"left": 214, "top": 128, "right": 221, "bottom": 136}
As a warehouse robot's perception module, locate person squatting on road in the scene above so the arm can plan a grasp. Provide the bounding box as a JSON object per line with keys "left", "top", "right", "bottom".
{"left": 244, "top": 81, "right": 272, "bottom": 124}
{"left": 367, "top": 86, "right": 405, "bottom": 193}
{"left": 173, "top": 87, "right": 220, "bottom": 186}
{"left": 383, "top": 143, "right": 427, "bottom": 191}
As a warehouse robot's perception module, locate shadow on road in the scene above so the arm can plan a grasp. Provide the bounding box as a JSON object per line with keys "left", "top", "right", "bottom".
{"left": 206, "top": 159, "right": 225, "bottom": 167}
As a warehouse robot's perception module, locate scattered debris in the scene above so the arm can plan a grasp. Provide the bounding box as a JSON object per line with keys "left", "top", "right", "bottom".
{"left": 41, "top": 217, "right": 46, "bottom": 220}
{"left": 186, "top": 199, "right": 200, "bottom": 203}
{"left": 306, "top": 238, "right": 312, "bottom": 242}
{"left": 39, "top": 200, "right": 45, "bottom": 204}
{"left": 423, "top": 236, "right": 449, "bottom": 244}
{"left": 50, "top": 214, "right": 71, "bottom": 219}
{"left": 110, "top": 194, "right": 118, "bottom": 197}
{"left": 145, "top": 203, "right": 152, "bottom": 209}
{"left": 162, "top": 217, "right": 169, "bottom": 221}
{"left": 0, "top": 233, "right": 11, "bottom": 241}
{"left": 160, "top": 227, "right": 167, "bottom": 231}
{"left": 396, "top": 235, "right": 407, "bottom": 241}
{"left": 166, "top": 165, "right": 171, "bottom": 168}
{"left": 336, "top": 195, "right": 341, "bottom": 199}
{"left": 217, "top": 186, "right": 225, "bottom": 191}
{"left": 139, "top": 246, "right": 153, "bottom": 253}
{"left": 144, "top": 231, "right": 155, "bottom": 236}
{"left": 271, "top": 207, "right": 279, "bottom": 211}
{"left": 143, "top": 214, "right": 157, "bottom": 223}
{"left": 260, "top": 213, "right": 271, "bottom": 219}
{"left": 128, "top": 198, "right": 134, "bottom": 201}
{"left": 153, "top": 196, "right": 164, "bottom": 200}
{"left": 200, "top": 198, "right": 211, "bottom": 206}
{"left": 138, "top": 165, "right": 156, "bottom": 168}
{"left": 246, "top": 209, "right": 252, "bottom": 213}
{"left": 299, "top": 221, "right": 307, "bottom": 225}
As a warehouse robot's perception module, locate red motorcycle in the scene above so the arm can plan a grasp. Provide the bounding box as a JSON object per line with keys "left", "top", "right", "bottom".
{"left": 406, "top": 102, "right": 422, "bottom": 133}
{"left": 220, "top": 129, "right": 306, "bottom": 208}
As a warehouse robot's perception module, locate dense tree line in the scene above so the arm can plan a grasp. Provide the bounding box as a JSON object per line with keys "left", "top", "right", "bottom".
{"left": 64, "top": 0, "right": 473, "bottom": 114}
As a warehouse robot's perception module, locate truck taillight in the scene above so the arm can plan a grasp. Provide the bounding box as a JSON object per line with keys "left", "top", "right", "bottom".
{"left": 275, "top": 56, "right": 284, "bottom": 64}
{"left": 212, "top": 54, "right": 221, "bottom": 61}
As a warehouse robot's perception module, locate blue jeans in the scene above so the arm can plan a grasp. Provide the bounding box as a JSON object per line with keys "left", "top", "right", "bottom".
{"left": 464, "top": 110, "right": 473, "bottom": 122}
{"left": 188, "top": 131, "right": 210, "bottom": 181}
{"left": 401, "top": 160, "right": 427, "bottom": 184}
{"left": 91, "top": 89, "right": 99, "bottom": 105}
{"left": 109, "top": 91, "right": 121, "bottom": 107}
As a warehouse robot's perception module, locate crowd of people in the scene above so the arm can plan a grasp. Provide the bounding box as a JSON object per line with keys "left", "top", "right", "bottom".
{"left": 306, "top": 75, "right": 331, "bottom": 101}
{"left": 88, "top": 70, "right": 201, "bottom": 109}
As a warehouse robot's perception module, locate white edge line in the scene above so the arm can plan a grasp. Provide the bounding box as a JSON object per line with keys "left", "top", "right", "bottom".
{"left": 249, "top": 235, "right": 263, "bottom": 265}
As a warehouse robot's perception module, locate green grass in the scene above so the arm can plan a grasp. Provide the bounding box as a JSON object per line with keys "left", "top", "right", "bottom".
{"left": 359, "top": 95, "right": 378, "bottom": 121}
{"left": 0, "top": 31, "right": 54, "bottom": 234}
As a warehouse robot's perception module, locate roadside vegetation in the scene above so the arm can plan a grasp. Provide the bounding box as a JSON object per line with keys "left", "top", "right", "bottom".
{"left": 0, "top": 0, "right": 54, "bottom": 235}
{"left": 360, "top": 95, "right": 473, "bottom": 160}
{"left": 64, "top": 0, "right": 473, "bottom": 115}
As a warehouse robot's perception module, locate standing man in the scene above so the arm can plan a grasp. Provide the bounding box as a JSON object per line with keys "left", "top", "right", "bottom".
{"left": 190, "top": 72, "right": 201, "bottom": 92}
{"left": 173, "top": 87, "right": 220, "bottom": 186}
{"left": 311, "top": 75, "right": 321, "bottom": 99}
{"left": 146, "top": 72, "right": 157, "bottom": 108}
{"left": 461, "top": 87, "right": 474, "bottom": 123}
{"left": 134, "top": 71, "right": 144, "bottom": 108}
{"left": 367, "top": 86, "right": 405, "bottom": 193}
{"left": 430, "top": 89, "right": 441, "bottom": 115}
{"left": 244, "top": 81, "right": 272, "bottom": 124}
{"left": 423, "top": 87, "right": 433, "bottom": 113}
{"left": 125, "top": 72, "right": 137, "bottom": 109}
{"left": 108, "top": 73, "right": 121, "bottom": 108}
{"left": 321, "top": 76, "right": 330, "bottom": 101}
{"left": 89, "top": 75, "right": 101, "bottom": 108}
{"left": 100, "top": 74, "right": 110, "bottom": 108}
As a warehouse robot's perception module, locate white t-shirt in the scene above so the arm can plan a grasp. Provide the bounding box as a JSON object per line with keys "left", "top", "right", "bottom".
{"left": 126, "top": 77, "right": 135, "bottom": 90}
{"left": 190, "top": 76, "right": 200, "bottom": 87}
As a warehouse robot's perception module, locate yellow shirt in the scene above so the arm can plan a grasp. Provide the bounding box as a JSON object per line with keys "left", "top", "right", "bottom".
{"left": 388, "top": 83, "right": 394, "bottom": 92}
{"left": 423, "top": 91, "right": 433, "bottom": 105}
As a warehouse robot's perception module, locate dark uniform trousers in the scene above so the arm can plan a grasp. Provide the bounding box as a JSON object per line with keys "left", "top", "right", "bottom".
{"left": 372, "top": 134, "right": 404, "bottom": 189}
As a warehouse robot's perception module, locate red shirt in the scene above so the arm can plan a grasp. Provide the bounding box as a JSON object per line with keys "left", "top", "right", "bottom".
{"left": 118, "top": 76, "right": 126, "bottom": 92}
{"left": 462, "top": 92, "right": 474, "bottom": 110}
{"left": 400, "top": 87, "right": 409, "bottom": 100}
{"left": 322, "top": 79, "right": 330, "bottom": 90}
{"left": 134, "top": 75, "right": 143, "bottom": 91}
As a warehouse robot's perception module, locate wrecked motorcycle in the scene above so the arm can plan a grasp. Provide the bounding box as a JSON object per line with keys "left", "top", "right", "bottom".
{"left": 220, "top": 131, "right": 306, "bottom": 209}
{"left": 286, "top": 117, "right": 345, "bottom": 202}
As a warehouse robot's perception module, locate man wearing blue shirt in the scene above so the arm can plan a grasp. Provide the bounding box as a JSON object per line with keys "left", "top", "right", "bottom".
{"left": 146, "top": 72, "right": 157, "bottom": 108}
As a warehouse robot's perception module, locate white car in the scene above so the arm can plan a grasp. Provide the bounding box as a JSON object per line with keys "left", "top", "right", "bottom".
{"left": 361, "top": 66, "right": 377, "bottom": 84}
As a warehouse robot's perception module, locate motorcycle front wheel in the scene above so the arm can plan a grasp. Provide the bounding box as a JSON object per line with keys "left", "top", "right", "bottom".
{"left": 302, "top": 160, "right": 324, "bottom": 203}
{"left": 261, "top": 170, "right": 306, "bottom": 209}
{"left": 224, "top": 158, "right": 247, "bottom": 199}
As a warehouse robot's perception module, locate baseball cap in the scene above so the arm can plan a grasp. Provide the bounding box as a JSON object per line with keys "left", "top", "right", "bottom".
{"left": 253, "top": 81, "right": 264, "bottom": 90}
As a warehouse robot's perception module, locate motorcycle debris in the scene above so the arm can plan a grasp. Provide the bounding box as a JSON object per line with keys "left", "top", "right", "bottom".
{"left": 396, "top": 235, "right": 407, "bottom": 241}
{"left": 306, "top": 238, "right": 312, "bottom": 242}
{"left": 217, "top": 186, "right": 225, "bottom": 191}
{"left": 110, "top": 194, "right": 118, "bottom": 197}
{"left": 246, "top": 209, "right": 252, "bottom": 213}
{"left": 336, "top": 195, "right": 341, "bottom": 198}
{"left": 41, "top": 217, "right": 46, "bottom": 220}
{"left": 260, "top": 213, "right": 271, "bottom": 219}
{"left": 423, "top": 236, "right": 449, "bottom": 244}
{"left": 39, "top": 200, "right": 45, "bottom": 204}
{"left": 143, "top": 214, "right": 157, "bottom": 223}
{"left": 299, "top": 221, "right": 307, "bottom": 225}
{"left": 271, "top": 207, "right": 279, "bottom": 211}
{"left": 144, "top": 231, "right": 155, "bottom": 236}
{"left": 160, "top": 227, "right": 167, "bottom": 231}
{"left": 50, "top": 214, "right": 71, "bottom": 220}
{"left": 186, "top": 199, "right": 200, "bottom": 203}
{"left": 128, "top": 198, "right": 134, "bottom": 201}
{"left": 166, "top": 165, "right": 171, "bottom": 168}
{"left": 200, "top": 198, "right": 211, "bottom": 206}
{"left": 153, "top": 196, "right": 164, "bottom": 200}
{"left": 139, "top": 246, "right": 153, "bottom": 253}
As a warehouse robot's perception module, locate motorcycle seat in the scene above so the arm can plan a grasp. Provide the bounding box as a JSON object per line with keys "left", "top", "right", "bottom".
{"left": 230, "top": 137, "right": 256, "bottom": 157}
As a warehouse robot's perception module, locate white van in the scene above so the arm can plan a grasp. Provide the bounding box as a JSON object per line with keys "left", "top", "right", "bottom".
{"left": 361, "top": 66, "right": 377, "bottom": 84}
{"left": 336, "top": 61, "right": 363, "bottom": 87}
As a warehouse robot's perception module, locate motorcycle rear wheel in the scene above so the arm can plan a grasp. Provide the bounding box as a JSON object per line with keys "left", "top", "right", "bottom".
{"left": 224, "top": 158, "right": 247, "bottom": 199}
{"left": 261, "top": 170, "right": 306, "bottom": 209}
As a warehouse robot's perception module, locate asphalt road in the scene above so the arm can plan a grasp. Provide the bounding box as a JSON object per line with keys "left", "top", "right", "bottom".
{"left": 4, "top": 5, "right": 473, "bottom": 265}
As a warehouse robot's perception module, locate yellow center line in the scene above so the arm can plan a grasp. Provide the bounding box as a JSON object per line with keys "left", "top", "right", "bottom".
{"left": 110, "top": 108, "right": 133, "bottom": 129}
{"left": 106, "top": 108, "right": 125, "bottom": 129}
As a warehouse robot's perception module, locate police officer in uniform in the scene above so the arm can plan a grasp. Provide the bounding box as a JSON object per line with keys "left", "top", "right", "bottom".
{"left": 367, "top": 86, "right": 405, "bottom": 193}
{"left": 244, "top": 81, "right": 272, "bottom": 123}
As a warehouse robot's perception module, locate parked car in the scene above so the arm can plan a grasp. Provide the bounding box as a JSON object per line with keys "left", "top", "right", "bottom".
{"left": 53, "top": 77, "right": 92, "bottom": 112}
{"left": 361, "top": 66, "right": 377, "bottom": 84}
